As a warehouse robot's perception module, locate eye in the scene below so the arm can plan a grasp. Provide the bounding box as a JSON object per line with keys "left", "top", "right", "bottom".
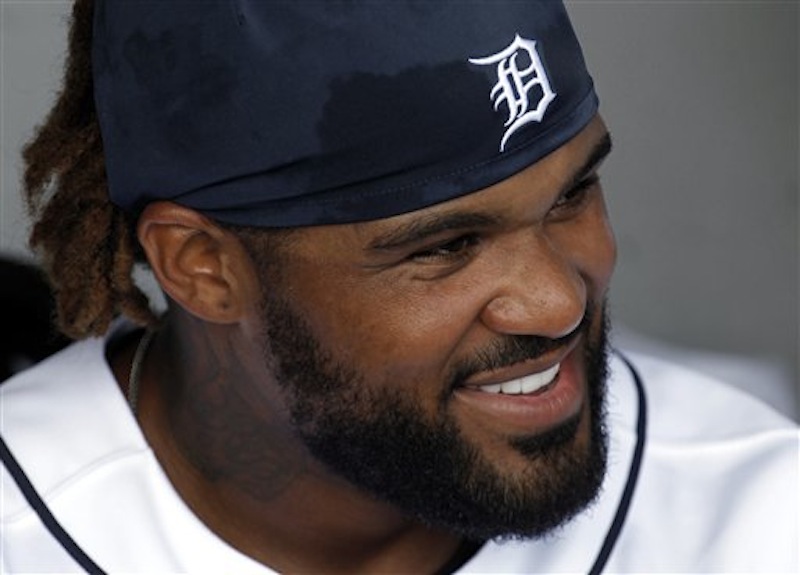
{"left": 550, "top": 173, "right": 599, "bottom": 216}
{"left": 410, "top": 234, "right": 480, "bottom": 262}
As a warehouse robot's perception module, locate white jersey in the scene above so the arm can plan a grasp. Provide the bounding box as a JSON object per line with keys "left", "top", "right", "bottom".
{"left": 2, "top": 323, "right": 798, "bottom": 573}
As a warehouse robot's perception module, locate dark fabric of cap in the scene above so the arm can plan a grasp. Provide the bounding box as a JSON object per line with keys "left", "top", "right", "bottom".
{"left": 93, "top": 0, "right": 598, "bottom": 227}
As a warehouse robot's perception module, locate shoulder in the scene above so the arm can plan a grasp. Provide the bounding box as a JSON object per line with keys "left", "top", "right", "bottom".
{"left": 618, "top": 348, "right": 798, "bottom": 440}
{"left": 608, "top": 348, "right": 799, "bottom": 572}
{"left": 0, "top": 326, "right": 280, "bottom": 573}
{"left": 0, "top": 326, "right": 147, "bottom": 520}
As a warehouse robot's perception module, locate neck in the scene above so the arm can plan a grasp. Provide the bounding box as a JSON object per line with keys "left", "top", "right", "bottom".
{"left": 130, "top": 314, "right": 466, "bottom": 574}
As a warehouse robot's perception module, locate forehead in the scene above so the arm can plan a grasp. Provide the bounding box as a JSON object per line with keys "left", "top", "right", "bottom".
{"left": 281, "top": 114, "right": 609, "bottom": 252}
{"left": 359, "top": 116, "right": 608, "bottom": 235}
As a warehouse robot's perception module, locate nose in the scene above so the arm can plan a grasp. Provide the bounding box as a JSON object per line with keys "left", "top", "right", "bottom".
{"left": 479, "top": 232, "right": 586, "bottom": 340}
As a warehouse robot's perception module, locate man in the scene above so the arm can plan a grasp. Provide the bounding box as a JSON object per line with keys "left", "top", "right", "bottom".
{"left": 2, "top": 1, "right": 797, "bottom": 573}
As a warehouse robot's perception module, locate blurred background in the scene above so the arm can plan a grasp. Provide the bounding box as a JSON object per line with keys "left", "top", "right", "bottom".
{"left": 1, "top": 1, "right": 798, "bottom": 420}
{"left": 567, "top": 1, "right": 798, "bottom": 420}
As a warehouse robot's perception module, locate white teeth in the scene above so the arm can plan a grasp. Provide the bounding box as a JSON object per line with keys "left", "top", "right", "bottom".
{"left": 477, "top": 363, "right": 560, "bottom": 395}
{"left": 482, "top": 383, "right": 504, "bottom": 394}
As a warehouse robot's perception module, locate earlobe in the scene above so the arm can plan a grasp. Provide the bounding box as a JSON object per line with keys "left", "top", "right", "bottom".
{"left": 137, "top": 202, "right": 256, "bottom": 323}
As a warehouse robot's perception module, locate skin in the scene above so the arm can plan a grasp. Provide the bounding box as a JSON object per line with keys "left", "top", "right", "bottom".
{"left": 111, "top": 114, "right": 616, "bottom": 573}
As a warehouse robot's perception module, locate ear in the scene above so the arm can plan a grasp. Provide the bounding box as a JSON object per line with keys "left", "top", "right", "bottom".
{"left": 137, "top": 201, "right": 258, "bottom": 323}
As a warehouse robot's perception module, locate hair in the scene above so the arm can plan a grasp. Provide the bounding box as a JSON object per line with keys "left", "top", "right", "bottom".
{"left": 21, "top": 0, "right": 154, "bottom": 340}
{"left": 21, "top": 0, "right": 291, "bottom": 341}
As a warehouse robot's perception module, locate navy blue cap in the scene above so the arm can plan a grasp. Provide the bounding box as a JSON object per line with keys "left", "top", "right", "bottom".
{"left": 93, "top": 0, "right": 597, "bottom": 227}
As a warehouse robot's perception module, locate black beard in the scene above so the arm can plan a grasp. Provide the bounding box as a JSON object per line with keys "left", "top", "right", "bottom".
{"left": 261, "top": 294, "right": 610, "bottom": 542}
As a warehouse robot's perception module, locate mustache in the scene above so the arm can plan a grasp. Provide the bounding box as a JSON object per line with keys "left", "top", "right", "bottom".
{"left": 450, "top": 305, "right": 593, "bottom": 388}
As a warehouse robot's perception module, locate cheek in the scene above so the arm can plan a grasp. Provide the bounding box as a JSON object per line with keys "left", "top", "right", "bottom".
{"left": 355, "top": 283, "right": 485, "bottom": 377}
{"left": 588, "top": 216, "right": 617, "bottom": 292}
{"left": 280, "top": 264, "right": 483, "bottom": 381}
{"left": 552, "top": 200, "right": 617, "bottom": 297}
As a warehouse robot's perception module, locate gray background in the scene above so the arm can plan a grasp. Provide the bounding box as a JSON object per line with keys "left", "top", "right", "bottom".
{"left": 1, "top": 1, "right": 798, "bottom": 419}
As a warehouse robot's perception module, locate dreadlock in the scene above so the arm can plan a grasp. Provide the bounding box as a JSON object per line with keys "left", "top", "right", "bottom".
{"left": 22, "top": 0, "right": 160, "bottom": 340}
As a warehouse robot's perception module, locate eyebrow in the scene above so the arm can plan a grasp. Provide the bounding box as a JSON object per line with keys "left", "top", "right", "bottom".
{"left": 368, "top": 211, "right": 500, "bottom": 251}
{"left": 368, "top": 131, "right": 613, "bottom": 252}
{"left": 564, "top": 131, "right": 613, "bottom": 195}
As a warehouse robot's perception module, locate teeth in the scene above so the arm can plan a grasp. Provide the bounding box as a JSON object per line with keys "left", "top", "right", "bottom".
{"left": 477, "top": 363, "right": 560, "bottom": 395}
{"left": 482, "top": 383, "right": 504, "bottom": 394}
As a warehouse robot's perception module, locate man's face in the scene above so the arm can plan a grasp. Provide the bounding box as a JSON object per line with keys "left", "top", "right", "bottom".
{"left": 255, "top": 116, "right": 617, "bottom": 540}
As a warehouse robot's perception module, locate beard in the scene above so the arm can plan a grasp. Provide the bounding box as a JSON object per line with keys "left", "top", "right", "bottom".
{"left": 260, "top": 293, "right": 610, "bottom": 542}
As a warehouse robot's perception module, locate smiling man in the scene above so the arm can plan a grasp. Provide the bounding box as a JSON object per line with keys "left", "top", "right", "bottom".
{"left": 244, "top": 116, "right": 615, "bottom": 545}
{"left": 1, "top": 1, "right": 798, "bottom": 574}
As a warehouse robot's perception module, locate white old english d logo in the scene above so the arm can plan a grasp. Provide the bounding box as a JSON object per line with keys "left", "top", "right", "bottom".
{"left": 469, "top": 34, "right": 556, "bottom": 152}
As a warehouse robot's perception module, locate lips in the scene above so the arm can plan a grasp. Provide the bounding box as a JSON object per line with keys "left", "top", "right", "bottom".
{"left": 453, "top": 343, "right": 585, "bottom": 434}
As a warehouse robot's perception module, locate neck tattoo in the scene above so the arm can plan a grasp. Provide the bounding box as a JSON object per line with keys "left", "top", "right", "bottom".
{"left": 128, "top": 328, "right": 156, "bottom": 416}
